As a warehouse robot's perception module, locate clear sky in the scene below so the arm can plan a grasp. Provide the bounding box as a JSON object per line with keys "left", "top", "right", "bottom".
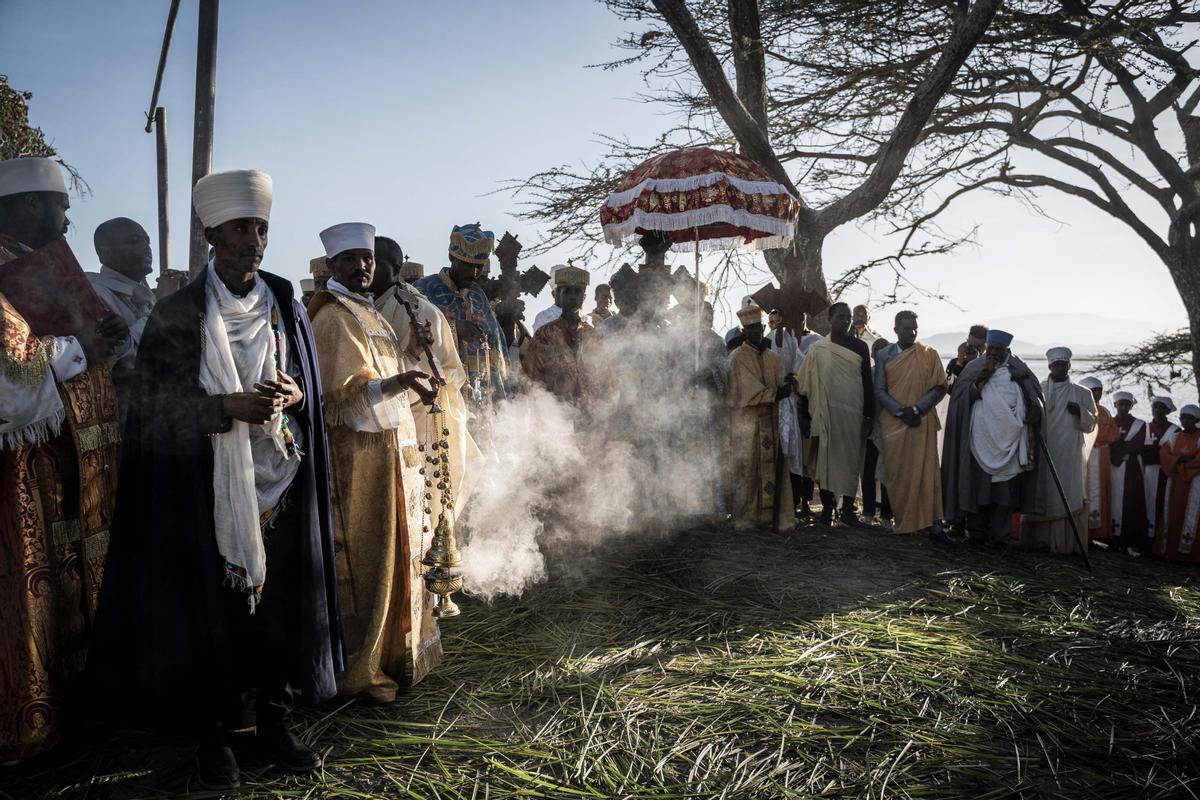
{"left": 0, "top": 0, "right": 1186, "bottom": 342}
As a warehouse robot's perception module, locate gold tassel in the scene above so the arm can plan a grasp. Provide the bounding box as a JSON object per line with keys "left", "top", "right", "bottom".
{"left": 1, "top": 335, "right": 53, "bottom": 386}
{"left": 75, "top": 422, "right": 121, "bottom": 453}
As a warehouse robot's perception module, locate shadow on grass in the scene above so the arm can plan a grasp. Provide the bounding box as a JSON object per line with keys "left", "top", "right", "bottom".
{"left": 3, "top": 525, "right": 1198, "bottom": 799}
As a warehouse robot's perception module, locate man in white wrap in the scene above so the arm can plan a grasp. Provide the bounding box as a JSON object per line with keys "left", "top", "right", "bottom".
{"left": 767, "top": 305, "right": 821, "bottom": 517}
{"left": 942, "top": 329, "right": 1049, "bottom": 549}
{"left": 1019, "top": 347, "right": 1098, "bottom": 553}
{"left": 88, "top": 170, "right": 343, "bottom": 790}
{"left": 308, "top": 224, "right": 446, "bottom": 698}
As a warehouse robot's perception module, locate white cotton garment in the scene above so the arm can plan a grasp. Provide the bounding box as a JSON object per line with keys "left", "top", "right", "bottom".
{"left": 199, "top": 261, "right": 300, "bottom": 600}
{"left": 970, "top": 365, "right": 1029, "bottom": 482}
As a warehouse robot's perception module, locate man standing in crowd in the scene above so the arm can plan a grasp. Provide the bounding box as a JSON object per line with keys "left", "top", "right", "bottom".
{"left": 598, "top": 264, "right": 639, "bottom": 337}
{"left": 794, "top": 302, "right": 873, "bottom": 526}
{"left": 851, "top": 304, "right": 880, "bottom": 350}
{"left": 947, "top": 324, "right": 989, "bottom": 384}
{"left": 873, "top": 310, "right": 948, "bottom": 538}
{"left": 588, "top": 283, "right": 615, "bottom": 328}
{"left": 376, "top": 234, "right": 481, "bottom": 519}
{"left": 1144, "top": 396, "right": 1179, "bottom": 544}
{"left": 863, "top": 337, "right": 895, "bottom": 529}
{"left": 88, "top": 170, "right": 342, "bottom": 789}
{"left": 727, "top": 303, "right": 792, "bottom": 530}
{"left": 1019, "top": 348, "right": 1097, "bottom": 554}
{"left": 309, "top": 223, "right": 444, "bottom": 699}
{"left": 1109, "top": 391, "right": 1151, "bottom": 553}
{"left": 87, "top": 217, "right": 155, "bottom": 415}
{"left": 1081, "top": 376, "right": 1119, "bottom": 542}
{"left": 522, "top": 265, "right": 596, "bottom": 403}
{"left": 0, "top": 156, "right": 126, "bottom": 764}
{"left": 414, "top": 224, "right": 508, "bottom": 414}
{"left": 942, "top": 329, "right": 1047, "bottom": 550}
{"left": 1155, "top": 404, "right": 1200, "bottom": 563}
{"left": 767, "top": 307, "right": 821, "bottom": 518}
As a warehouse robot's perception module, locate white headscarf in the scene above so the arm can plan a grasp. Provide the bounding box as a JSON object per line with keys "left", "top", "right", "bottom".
{"left": 198, "top": 261, "right": 300, "bottom": 606}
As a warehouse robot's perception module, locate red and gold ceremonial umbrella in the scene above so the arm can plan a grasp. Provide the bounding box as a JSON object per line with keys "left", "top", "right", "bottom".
{"left": 600, "top": 147, "right": 801, "bottom": 363}
{"left": 600, "top": 146, "right": 800, "bottom": 251}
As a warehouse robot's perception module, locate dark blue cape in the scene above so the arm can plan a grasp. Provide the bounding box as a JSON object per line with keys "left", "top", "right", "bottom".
{"left": 941, "top": 354, "right": 1048, "bottom": 520}
{"left": 87, "top": 268, "right": 343, "bottom": 723}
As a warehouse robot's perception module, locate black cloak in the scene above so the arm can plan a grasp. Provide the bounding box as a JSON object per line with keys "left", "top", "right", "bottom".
{"left": 942, "top": 354, "right": 1048, "bottom": 520}
{"left": 86, "top": 268, "right": 343, "bottom": 725}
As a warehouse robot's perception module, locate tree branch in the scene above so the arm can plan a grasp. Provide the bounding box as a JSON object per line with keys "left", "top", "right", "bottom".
{"left": 651, "top": 0, "right": 797, "bottom": 194}
{"left": 816, "top": 0, "right": 1003, "bottom": 234}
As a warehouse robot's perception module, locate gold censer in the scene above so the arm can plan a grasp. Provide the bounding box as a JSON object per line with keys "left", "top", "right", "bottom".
{"left": 419, "top": 408, "right": 463, "bottom": 618}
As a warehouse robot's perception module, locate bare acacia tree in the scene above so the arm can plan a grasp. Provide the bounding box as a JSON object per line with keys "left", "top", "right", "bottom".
{"left": 0, "top": 75, "right": 84, "bottom": 191}
{"left": 510, "top": 0, "right": 1003, "bottom": 316}
{"left": 885, "top": 2, "right": 1200, "bottom": 388}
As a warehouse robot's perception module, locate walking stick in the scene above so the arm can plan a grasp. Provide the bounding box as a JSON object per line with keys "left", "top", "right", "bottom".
{"left": 1034, "top": 428, "right": 1093, "bottom": 572}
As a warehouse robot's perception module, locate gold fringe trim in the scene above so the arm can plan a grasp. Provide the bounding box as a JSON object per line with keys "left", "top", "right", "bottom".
{"left": 1, "top": 335, "right": 53, "bottom": 386}
{"left": 323, "top": 391, "right": 374, "bottom": 429}
{"left": 75, "top": 421, "right": 121, "bottom": 452}
{"left": 402, "top": 445, "right": 421, "bottom": 468}
{"left": 52, "top": 518, "right": 82, "bottom": 545}
{"left": 369, "top": 333, "right": 399, "bottom": 362}
{"left": 355, "top": 430, "right": 398, "bottom": 450}
{"left": 409, "top": 631, "right": 444, "bottom": 686}
{"left": 84, "top": 529, "right": 110, "bottom": 562}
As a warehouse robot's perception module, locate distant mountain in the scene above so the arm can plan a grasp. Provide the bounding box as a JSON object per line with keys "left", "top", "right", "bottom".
{"left": 925, "top": 312, "right": 1178, "bottom": 358}
{"left": 924, "top": 332, "right": 1043, "bottom": 357}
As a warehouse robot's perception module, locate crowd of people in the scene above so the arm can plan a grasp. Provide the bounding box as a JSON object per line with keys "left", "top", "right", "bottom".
{"left": 1, "top": 156, "right": 1195, "bottom": 789}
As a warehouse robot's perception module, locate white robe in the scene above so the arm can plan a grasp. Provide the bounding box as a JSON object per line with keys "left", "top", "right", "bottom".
{"left": 86, "top": 266, "right": 155, "bottom": 372}
{"left": 969, "top": 365, "right": 1029, "bottom": 482}
{"left": 770, "top": 328, "right": 821, "bottom": 476}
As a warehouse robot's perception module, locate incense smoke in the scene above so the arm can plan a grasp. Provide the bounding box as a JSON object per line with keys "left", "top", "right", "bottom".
{"left": 459, "top": 319, "right": 726, "bottom": 601}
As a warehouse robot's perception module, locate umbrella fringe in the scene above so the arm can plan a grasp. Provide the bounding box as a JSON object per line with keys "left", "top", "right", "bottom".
{"left": 602, "top": 206, "right": 795, "bottom": 248}
{"left": 604, "top": 171, "right": 797, "bottom": 209}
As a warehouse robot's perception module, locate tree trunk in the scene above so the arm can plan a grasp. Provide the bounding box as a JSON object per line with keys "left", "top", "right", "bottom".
{"left": 762, "top": 221, "right": 831, "bottom": 332}
{"left": 1173, "top": 251, "right": 1200, "bottom": 396}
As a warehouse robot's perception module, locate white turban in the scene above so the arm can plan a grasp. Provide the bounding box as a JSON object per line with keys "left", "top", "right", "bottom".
{"left": 1079, "top": 376, "right": 1103, "bottom": 390}
{"left": 1046, "top": 346, "right": 1072, "bottom": 364}
{"left": 192, "top": 169, "right": 273, "bottom": 229}
{"left": 0, "top": 157, "right": 67, "bottom": 198}
{"left": 1112, "top": 391, "right": 1136, "bottom": 405}
{"left": 320, "top": 222, "right": 375, "bottom": 259}
{"left": 1152, "top": 395, "right": 1177, "bottom": 413}
{"left": 1181, "top": 404, "right": 1200, "bottom": 420}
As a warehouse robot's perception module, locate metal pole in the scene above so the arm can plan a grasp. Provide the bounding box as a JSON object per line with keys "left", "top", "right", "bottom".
{"left": 1034, "top": 429, "right": 1094, "bottom": 572}
{"left": 144, "top": 0, "right": 182, "bottom": 133}
{"left": 154, "top": 107, "right": 170, "bottom": 275}
{"left": 188, "top": 0, "right": 219, "bottom": 275}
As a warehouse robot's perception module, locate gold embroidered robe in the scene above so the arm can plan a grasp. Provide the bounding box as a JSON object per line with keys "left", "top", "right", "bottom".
{"left": 520, "top": 316, "right": 601, "bottom": 404}
{"left": 727, "top": 342, "right": 791, "bottom": 531}
{"left": 0, "top": 241, "right": 118, "bottom": 763}
{"left": 309, "top": 288, "right": 442, "bottom": 699}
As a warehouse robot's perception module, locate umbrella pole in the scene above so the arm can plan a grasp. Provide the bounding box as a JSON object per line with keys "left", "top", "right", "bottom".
{"left": 694, "top": 229, "right": 701, "bottom": 371}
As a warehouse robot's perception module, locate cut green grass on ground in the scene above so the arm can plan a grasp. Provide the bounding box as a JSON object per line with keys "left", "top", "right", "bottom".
{"left": 4, "top": 525, "right": 1200, "bottom": 799}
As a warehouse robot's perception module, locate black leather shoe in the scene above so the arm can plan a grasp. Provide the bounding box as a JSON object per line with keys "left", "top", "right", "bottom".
{"left": 195, "top": 743, "right": 241, "bottom": 790}
{"left": 929, "top": 526, "right": 954, "bottom": 545}
{"left": 259, "top": 727, "right": 321, "bottom": 773}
